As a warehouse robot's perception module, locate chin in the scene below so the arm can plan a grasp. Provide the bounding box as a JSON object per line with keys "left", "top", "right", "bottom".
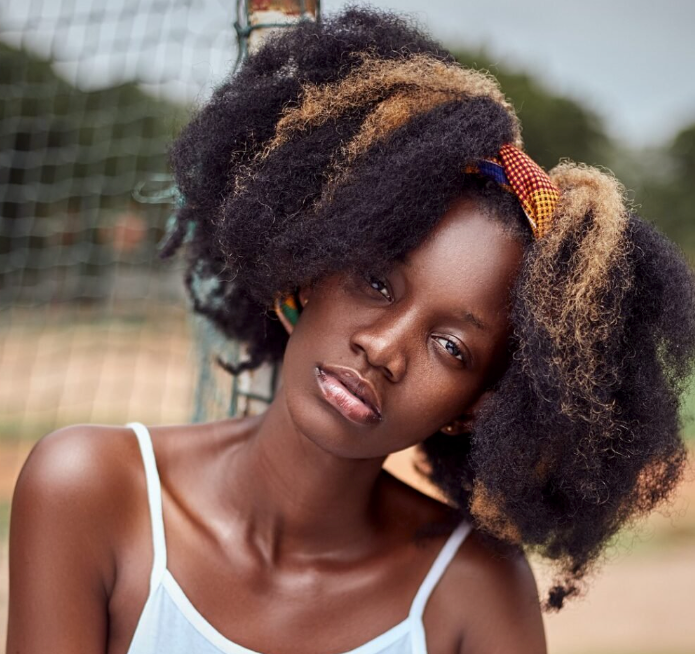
{"left": 282, "top": 378, "right": 393, "bottom": 460}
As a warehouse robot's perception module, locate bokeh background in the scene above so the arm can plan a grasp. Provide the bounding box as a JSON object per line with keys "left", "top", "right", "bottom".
{"left": 1, "top": 1, "right": 694, "bottom": 652}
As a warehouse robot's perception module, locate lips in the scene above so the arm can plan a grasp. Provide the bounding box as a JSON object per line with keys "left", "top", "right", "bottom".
{"left": 316, "top": 364, "right": 382, "bottom": 423}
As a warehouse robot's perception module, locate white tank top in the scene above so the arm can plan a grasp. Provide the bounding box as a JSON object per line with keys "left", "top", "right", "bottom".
{"left": 125, "top": 421, "right": 471, "bottom": 654}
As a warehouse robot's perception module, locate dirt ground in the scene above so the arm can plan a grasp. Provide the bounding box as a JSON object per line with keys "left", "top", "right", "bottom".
{"left": 2, "top": 313, "right": 694, "bottom": 653}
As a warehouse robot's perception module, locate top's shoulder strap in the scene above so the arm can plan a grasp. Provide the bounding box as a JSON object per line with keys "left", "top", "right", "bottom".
{"left": 127, "top": 421, "right": 167, "bottom": 592}
{"left": 409, "top": 521, "right": 472, "bottom": 620}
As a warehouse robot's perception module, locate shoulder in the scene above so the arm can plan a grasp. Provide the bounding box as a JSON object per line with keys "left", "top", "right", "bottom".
{"left": 12, "top": 417, "right": 256, "bottom": 555}
{"left": 13, "top": 424, "right": 144, "bottom": 523}
{"left": 16, "top": 423, "right": 138, "bottom": 491}
{"left": 13, "top": 418, "right": 233, "bottom": 502}
{"left": 13, "top": 424, "right": 137, "bottom": 523}
{"left": 441, "top": 530, "right": 547, "bottom": 654}
{"left": 8, "top": 424, "right": 160, "bottom": 650}
{"left": 382, "top": 471, "right": 547, "bottom": 653}
{"left": 9, "top": 421, "right": 201, "bottom": 602}
{"left": 11, "top": 424, "right": 146, "bottom": 579}
{"left": 8, "top": 424, "right": 147, "bottom": 647}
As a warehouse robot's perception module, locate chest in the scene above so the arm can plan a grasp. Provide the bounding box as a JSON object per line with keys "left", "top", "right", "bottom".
{"left": 106, "top": 519, "right": 464, "bottom": 654}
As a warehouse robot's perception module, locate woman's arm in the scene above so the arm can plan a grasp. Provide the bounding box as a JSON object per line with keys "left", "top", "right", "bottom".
{"left": 7, "top": 426, "right": 116, "bottom": 653}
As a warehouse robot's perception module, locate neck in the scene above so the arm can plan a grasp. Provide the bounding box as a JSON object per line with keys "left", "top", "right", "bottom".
{"left": 222, "top": 385, "right": 388, "bottom": 564}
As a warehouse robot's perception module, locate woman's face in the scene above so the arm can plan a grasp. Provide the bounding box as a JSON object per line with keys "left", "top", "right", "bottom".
{"left": 280, "top": 198, "right": 525, "bottom": 459}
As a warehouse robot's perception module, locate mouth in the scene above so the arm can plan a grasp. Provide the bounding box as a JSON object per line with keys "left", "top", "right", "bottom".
{"left": 315, "top": 365, "right": 382, "bottom": 425}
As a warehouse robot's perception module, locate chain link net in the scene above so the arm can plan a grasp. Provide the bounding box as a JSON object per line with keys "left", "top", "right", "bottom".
{"left": 0, "top": 2, "right": 303, "bottom": 638}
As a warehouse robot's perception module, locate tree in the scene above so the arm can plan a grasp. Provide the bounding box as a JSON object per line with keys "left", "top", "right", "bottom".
{"left": 452, "top": 50, "right": 611, "bottom": 171}
{"left": 0, "top": 42, "right": 186, "bottom": 301}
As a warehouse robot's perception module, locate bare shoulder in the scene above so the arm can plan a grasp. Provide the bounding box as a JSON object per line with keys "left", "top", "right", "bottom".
{"left": 16, "top": 423, "right": 140, "bottom": 496}
{"left": 442, "top": 530, "right": 547, "bottom": 654}
{"left": 8, "top": 423, "right": 154, "bottom": 650}
{"left": 7, "top": 416, "right": 258, "bottom": 652}
{"left": 15, "top": 416, "right": 252, "bottom": 501}
{"left": 11, "top": 424, "right": 146, "bottom": 577}
{"left": 13, "top": 423, "right": 150, "bottom": 526}
{"left": 12, "top": 417, "right": 248, "bottom": 526}
{"left": 378, "top": 475, "right": 545, "bottom": 652}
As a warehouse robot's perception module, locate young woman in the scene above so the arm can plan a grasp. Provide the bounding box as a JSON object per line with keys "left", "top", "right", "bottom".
{"left": 8, "top": 7, "right": 695, "bottom": 654}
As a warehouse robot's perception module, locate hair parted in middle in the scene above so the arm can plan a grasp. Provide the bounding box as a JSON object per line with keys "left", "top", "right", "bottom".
{"left": 162, "top": 6, "right": 695, "bottom": 610}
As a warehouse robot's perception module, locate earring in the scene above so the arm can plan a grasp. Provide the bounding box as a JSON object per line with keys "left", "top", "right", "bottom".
{"left": 273, "top": 296, "right": 296, "bottom": 335}
{"left": 441, "top": 424, "right": 456, "bottom": 434}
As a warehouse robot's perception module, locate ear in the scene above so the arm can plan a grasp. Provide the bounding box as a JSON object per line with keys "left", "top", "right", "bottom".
{"left": 440, "top": 388, "right": 496, "bottom": 435}
{"left": 297, "top": 285, "right": 311, "bottom": 308}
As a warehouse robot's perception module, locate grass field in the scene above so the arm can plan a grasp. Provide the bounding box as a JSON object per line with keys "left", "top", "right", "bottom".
{"left": 2, "top": 313, "right": 695, "bottom": 653}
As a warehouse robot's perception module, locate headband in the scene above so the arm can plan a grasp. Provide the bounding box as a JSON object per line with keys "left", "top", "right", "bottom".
{"left": 467, "top": 143, "right": 559, "bottom": 240}
{"left": 274, "top": 144, "right": 559, "bottom": 329}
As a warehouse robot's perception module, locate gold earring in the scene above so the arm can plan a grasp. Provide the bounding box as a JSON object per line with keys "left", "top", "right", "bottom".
{"left": 441, "top": 424, "right": 456, "bottom": 434}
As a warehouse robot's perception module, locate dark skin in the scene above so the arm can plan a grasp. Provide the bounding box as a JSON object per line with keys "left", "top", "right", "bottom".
{"left": 8, "top": 198, "right": 547, "bottom": 654}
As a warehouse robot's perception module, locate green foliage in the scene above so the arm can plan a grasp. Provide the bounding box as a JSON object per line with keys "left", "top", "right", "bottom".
{"left": 636, "top": 124, "right": 695, "bottom": 254}
{"left": 0, "top": 42, "right": 187, "bottom": 300}
{"left": 452, "top": 50, "right": 611, "bottom": 170}
{"left": 671, "top": 123, "right": 695, "bottom": 180}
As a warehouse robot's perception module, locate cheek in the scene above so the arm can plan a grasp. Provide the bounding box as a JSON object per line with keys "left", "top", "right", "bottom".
{"left": 289, "top": 281, "right": 364, "bottom": 358}
{"left": 277, "top": 288, "right": 350, "bottom": 404}
{"left": 396, "top": 368, "right": 470, "bottom": 430}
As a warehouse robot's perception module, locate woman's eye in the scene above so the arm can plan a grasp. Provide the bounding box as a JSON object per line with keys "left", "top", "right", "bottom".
{"left": 365, "top": 275, "right": 393, "bottom": 302}
{"left": 433, "top": 335, "right": 466, "bottom": 363}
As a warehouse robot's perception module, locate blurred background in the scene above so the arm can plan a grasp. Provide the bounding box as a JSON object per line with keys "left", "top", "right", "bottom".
{"left": 1, "top": 0, "right": 694, "bottom": 652}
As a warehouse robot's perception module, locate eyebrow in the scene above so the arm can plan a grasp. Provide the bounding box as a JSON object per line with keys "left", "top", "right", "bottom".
{"left": 454, "top": 309, "right": 488, "bottom": 332}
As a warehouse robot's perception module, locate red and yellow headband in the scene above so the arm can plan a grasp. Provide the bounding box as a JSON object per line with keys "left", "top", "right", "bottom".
{"left": 275, "top": 144, "right": 559, "bottom": 328}
{"left": 467, "top": 143, "right": 559, "bottom": 239}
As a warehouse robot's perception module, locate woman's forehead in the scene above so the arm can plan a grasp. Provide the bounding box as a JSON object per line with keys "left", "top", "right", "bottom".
{"left": 399, "top": 201, "right": 523, "bottom": 327}
{"left": 405, "top": 201, "right": 522, "bottom": 277}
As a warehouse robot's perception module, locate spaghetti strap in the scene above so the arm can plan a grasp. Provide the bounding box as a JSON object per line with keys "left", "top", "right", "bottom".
{"left": 409, "top": 521, "right": 472, "bottom": 621}
{"left": 127, "top": 421, "right": 167, "bottom": 593}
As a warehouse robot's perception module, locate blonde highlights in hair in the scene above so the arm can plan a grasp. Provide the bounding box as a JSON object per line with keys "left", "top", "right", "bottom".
{"left": 233, "top": 53, "right": 522, "bottom": 198}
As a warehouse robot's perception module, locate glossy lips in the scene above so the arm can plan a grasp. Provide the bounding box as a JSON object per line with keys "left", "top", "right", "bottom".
{"left": 315, "top": 365, "right": 382, "bottom": 425}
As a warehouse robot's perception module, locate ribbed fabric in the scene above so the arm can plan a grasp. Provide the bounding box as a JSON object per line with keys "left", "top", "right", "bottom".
{"left": 125, "top": 422, "right": 471, "bottom": 654}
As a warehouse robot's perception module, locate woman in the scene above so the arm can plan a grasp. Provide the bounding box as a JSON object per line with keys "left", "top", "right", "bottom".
{"left": 8, "top": 7, "right": 695, "bottom": 654}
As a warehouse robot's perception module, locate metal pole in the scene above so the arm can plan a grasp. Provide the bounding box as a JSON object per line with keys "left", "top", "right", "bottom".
{"left": 235, "top": 0, "right": 321, "bottom": 61}
{"left": 219, "top": 0, "right": 321, "bottom": 418}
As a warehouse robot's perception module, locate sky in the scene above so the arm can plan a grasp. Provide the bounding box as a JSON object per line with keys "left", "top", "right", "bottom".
{"left": 2, "top": 0, "right": 693, "bottom": 148}
{"left": 322, "top": 0, "right": 695, "bottom": 147}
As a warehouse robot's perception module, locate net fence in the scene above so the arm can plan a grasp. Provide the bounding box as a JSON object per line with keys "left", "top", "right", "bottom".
{"left": 0, "top": 0, "right": 306, "bottom": 447}
{"left": 0, "top": 3, "right": 285, "bottom": 635}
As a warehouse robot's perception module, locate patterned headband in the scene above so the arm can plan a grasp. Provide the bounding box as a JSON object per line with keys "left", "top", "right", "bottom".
{"left": 468, "top": 143, "right": 559, "bottom": 239}
{"left": 274, "top": 144, "right": 560, "bottom": 329}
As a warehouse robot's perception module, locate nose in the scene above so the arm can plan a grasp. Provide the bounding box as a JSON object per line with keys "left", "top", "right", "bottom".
{"left": 350, "top": 306, "right": 412, "bottom": 382}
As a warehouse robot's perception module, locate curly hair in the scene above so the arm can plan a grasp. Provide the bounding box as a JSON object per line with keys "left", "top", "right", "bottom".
{"left": 162, "top": 6, "right": 695, "bottom": 609}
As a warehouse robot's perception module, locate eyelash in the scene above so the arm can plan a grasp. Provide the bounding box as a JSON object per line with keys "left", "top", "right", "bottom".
{"left": 363, "top": 275, "right": 468, "bottom": 364}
